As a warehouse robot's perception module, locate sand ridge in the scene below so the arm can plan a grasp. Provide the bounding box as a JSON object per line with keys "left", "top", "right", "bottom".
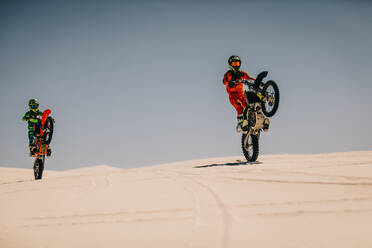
{"left": 1, "top": 151, "right": 372, "bottom": 247}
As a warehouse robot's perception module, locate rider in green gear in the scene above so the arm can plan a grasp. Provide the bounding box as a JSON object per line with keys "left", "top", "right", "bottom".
{"left": 22, "top": 99, "right": 51, "bottom": 156}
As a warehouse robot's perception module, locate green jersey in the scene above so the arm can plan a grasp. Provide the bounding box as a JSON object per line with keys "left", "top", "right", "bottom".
{"left": 22, "top": 110, "right": 43, "bottom": 131}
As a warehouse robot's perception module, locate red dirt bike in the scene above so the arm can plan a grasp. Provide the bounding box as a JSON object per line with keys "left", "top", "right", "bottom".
{"left": 31, "top": 109, "right": 54, "bottom": 180}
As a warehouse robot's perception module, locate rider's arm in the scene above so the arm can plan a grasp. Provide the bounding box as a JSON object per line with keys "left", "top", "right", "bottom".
{"left": 222, "top": 71, "right": 231, "bottom": 86}
{"left": 22, "top": 112, "right": 30, "bottom": 121}
{"left": 22, "top": 111, "right": 41, "bottom": 123}
{"left": 28, "top": 118, "right": 39, "bottom": 123}
{"left": 241, "top": 71, "right": 255, "bottom": 81}
{"left": 30, "top": 111, "right": 43, "bottom": 123}
{"left": 242, "top": 71, "right": 263, "bottom": 90}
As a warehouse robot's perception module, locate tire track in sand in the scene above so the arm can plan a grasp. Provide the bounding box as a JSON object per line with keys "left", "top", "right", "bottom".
{"left": 157, "top": 169, "right": 230, "bottom": 248}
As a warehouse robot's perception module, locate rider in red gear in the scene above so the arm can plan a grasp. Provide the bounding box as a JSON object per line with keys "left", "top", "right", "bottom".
{"left": 223, "top": 55, "right": 255, "bottom": 131}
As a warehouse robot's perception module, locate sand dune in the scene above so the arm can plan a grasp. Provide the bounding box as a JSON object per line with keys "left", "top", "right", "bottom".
{"left": 1, "top": 151, "right": 372, "bottom": 247}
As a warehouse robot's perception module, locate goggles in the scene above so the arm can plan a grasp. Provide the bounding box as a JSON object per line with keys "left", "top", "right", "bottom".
{"left": 231, "top": 61, "right": 240, "bottom": 66}
{"left": 30, "top": 104, "right": 38, "bottom": 109}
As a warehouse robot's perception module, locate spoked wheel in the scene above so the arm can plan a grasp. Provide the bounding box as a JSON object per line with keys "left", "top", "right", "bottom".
{"left": 241, "top": 133, "right": 259, "bottom": 162}
{"left": 43, "top": 117, "right": 54, "bottom": 145}
{"left": 261, "top": 80, "right": 280, "bottom": 117}
{"left": 33, "top": 156, "right": 45, "bottom": 180}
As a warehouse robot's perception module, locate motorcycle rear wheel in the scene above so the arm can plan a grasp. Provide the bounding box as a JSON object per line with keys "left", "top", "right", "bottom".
{"left": 261, "top": 80, "right": 280, "bottom": 117}
{"left": 242, "top": 133, "right": 259, "bottom": 162}
{"left": 34, "top": 157, "right": 44, "bottom": 180}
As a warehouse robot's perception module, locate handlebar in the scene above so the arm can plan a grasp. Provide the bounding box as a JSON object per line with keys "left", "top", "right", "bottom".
{"left": 229, "top": 79, "right": 266, "bottom": 101}
{"left": 231, "top": 79, "right": 262, "bottom": 91}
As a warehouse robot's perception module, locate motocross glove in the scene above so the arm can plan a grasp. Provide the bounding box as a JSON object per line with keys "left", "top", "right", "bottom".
{"left": 228, "top": 80, "right": 236, "bottom": 88}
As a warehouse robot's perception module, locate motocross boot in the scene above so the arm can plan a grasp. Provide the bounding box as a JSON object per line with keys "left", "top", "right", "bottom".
{"left": 47, "top": 146, "right": 52, "bottom": 157}
{"left": 263, "top": 118, "right": 270, "bottom": 132}
{"left": 236, "top": 115, "right": 244, "bottom": 133}
{"left": 29, "top": 145, "right": 36, "bottom": 157}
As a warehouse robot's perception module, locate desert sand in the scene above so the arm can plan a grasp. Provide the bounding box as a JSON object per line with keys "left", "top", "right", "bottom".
{"left": 1, "top": 151, "right": 372, "bottom": 248}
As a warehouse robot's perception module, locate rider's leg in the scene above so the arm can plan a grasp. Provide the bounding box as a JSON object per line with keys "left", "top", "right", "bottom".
{"left": 28, "top": 130, "right": 35, "bottom": 147}
{"left": 236, "top": 92, "right": 247, "bottom": 111}
{"left": 229, "top": 93, "right": 245, "bottom": 132}
{"left": 28, "top": 123, "right": 37, "bottom": 155}
{"left": 28, "top": 130, "right": 36, "bottom": 156}
{"left": 229, "top": 92, "right": 246, "bottom": 114}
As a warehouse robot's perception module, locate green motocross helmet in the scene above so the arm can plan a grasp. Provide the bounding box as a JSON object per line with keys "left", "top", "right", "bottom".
{"left": 28, "top": 98, "right": 39, "bottom": 112}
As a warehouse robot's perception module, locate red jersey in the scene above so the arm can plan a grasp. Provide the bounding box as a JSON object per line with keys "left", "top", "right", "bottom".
{"left": 222, "top": 70, "right": 255, "bottom": 94}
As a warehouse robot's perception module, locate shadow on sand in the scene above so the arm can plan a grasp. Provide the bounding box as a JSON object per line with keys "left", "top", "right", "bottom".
{"left": 194, "top": 161, "right": 262, "bottom": 168}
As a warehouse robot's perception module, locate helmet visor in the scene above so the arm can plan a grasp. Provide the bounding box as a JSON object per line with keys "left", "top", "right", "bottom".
{"left": 231, "top": 61, "right": 240, "bottom": 66}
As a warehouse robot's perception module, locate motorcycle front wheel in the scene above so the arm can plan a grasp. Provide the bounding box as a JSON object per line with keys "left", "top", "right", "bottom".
{"left": 43, "top": 117, "right": 54, "bottom": 145}
{"left": 261, "top": 80, "right": 280, "bottom": 117}
{"left": 241, "top": 133, "right": 259, "bottom": 162}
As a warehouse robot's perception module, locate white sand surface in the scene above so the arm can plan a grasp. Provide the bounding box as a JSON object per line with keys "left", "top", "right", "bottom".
{"left": 1, "top": 151, "right": 372, "bottom": 248}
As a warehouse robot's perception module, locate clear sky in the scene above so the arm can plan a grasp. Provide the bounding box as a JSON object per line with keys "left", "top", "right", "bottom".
{"left": 1, "top": 0, "right": 371, "bottom": 170}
